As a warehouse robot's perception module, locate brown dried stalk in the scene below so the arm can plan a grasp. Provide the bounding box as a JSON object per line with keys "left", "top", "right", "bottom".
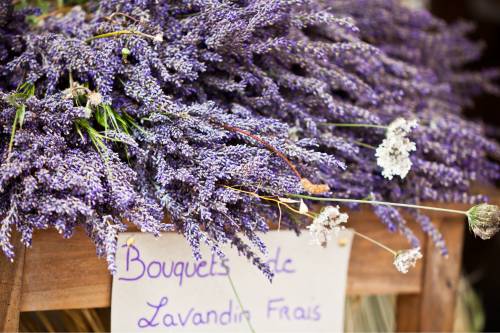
{"left": 212, "top": 119, "right": 330, "bottom": 194}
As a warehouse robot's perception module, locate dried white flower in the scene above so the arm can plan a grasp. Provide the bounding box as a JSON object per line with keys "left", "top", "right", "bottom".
{"left": 376, "top": 118, "right": 417, "bottom": 180}
{"left": 376, "top": 136, "right": 416, "bottom": 179}
{"left": 153, "top": 33, "right": 164, "bottom": 43}
{"left": 63, "top": 88, "right": 74, "bottom": 100}
{"left": 387, "top": 118, "right": 418, "bottom": 137}
{"left": 393, "top": 247, "right": 422, "bottom": 274}
{"left": 63, "top": 82, "right": 88, "bottom": 100}
{"left": 83, "top": 107, "right": 92, "bottom": 119}
{"left": 307, "top": 205, "right": 348, "bottom": 247}
{"left": 87, "top": 91, "right": 103, "bottom": 106}
{"left": 288, "top": 126, "right": 301, "bottom": 141}
{"left": 299, "top": 199, "right": 309, "bottom": 214}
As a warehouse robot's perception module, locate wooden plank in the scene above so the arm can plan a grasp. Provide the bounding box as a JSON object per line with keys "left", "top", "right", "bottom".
{"left": 396, "top": 217, "right": 466, "bottom": 332}
{"left": 20, "top": 230, "right": 111, "bottom": 312}
{"left": 20, "top": 209, "right": 429, "bottom": 311}
{"left": 396, "top": 294, "right": 421, "bottom": 331}
{"left": 347, "top": 211, "right": 425, "bottom": 295}
{"left": 0, "top": 232, "right": 25, "bottom": 332}
{"left": 418, "top": 217, "right": 465, "bottom": 331}
{"left": 396, "top": 215, "right": 468, "bottom": 332}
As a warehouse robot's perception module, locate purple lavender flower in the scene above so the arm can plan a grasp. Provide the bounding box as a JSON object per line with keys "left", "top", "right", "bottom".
{"left": 0, "top": 0, "right": 498, "bottom": 277}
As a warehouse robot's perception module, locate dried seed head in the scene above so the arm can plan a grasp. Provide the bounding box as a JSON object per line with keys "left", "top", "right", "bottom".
{"left": 467, "top": 204, "right": 500, "bottom": 240}
{"left": 121, "top": 47, "right": 131, "bottom": 63}
{"left": 121, "top": 47, "right": 131, "bottom": 56}
{"left": 393, "top": 247, "right": 422, "bottom": 274}
{"left": 300, "top": 178, "right": 330, "bottom": 195}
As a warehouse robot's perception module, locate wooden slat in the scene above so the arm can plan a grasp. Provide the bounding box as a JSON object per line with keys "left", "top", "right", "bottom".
{"left": 20, "top": 230, "right": 111, "bottom": 312}
{"left": 418, "top": 217, "right": 465, "bottom": 331}
{"left": 0, "top": 233, "right": 25, "bottom": 332}
{"left": 396, "top": 294, "right": 421, "bottom": 332}
{"left": 395, "top": 216, "right": 466, "bottom": 332}
{"left": 20, "top": 209, "right": 429, "bottom": 311}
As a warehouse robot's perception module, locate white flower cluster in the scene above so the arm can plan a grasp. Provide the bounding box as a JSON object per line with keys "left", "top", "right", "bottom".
{"left": 87, "top": 91, "right": 103, "bottom": 107}
{"left": 307, "top": 205, "right": 348, "bottom": 247}
{"left": 393, "top": 247, "right": 423, "bottom": 274}
{"left": 375, "top": 118, "right": 418, "bottom": 180}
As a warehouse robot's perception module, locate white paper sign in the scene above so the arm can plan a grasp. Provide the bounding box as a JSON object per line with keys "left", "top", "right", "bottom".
{"left": 111, "top": 230, "right": 353, "bottom": 332}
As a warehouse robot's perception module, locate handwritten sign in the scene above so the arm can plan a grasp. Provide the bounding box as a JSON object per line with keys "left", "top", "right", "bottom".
{"left": 111, "top": 230, "right": 353, "bottom": 332}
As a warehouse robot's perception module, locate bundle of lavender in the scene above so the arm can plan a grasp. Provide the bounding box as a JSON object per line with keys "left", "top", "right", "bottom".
{"left": 0, "top": 0, "right": 499, "bottom": 278}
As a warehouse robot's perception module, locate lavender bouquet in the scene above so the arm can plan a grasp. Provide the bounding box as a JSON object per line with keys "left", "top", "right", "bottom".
{"left": 0, "top": 0, "right": 499, "bottom": 278}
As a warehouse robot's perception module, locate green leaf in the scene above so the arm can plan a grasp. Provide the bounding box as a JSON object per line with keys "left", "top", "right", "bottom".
{"left": 8, "top": 109, "right": 20, "bottom": 156}
{"left": 18, "top": 105, "right": 26, "bottom": 129}
{"left": 6, "top": 83, "right": 35, "bottom": 156}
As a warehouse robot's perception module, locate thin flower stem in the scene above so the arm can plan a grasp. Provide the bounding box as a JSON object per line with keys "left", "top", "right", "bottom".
{"left": 86, "top": 30, "right": 136, "bottom": 42}
{"left": 227, "top": 274, "right": 255, "bottom": 333}
{"left": 224, "top": 185, "right": 398, "bottom": 257}
{"left": 85, "top": 30, "right": 158, "bottom": 43}
{"left": 354, "top": 141, "right": 377, "bottom": 149}
{"left": 287, "top": 194, "right": 468, "bottom": 215}
{"left": 224, "top": 185, "right": 313, "bottom": 218}
{"left": 322, "top": 123, "right": 387, "bottom": 129}
{"left": 353, "top": 231, "right": 397, "bottom": 255}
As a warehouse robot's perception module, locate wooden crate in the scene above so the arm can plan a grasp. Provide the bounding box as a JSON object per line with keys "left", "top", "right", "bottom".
{"left": 0, "top": 207, "right": 467, "bottom": 332}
